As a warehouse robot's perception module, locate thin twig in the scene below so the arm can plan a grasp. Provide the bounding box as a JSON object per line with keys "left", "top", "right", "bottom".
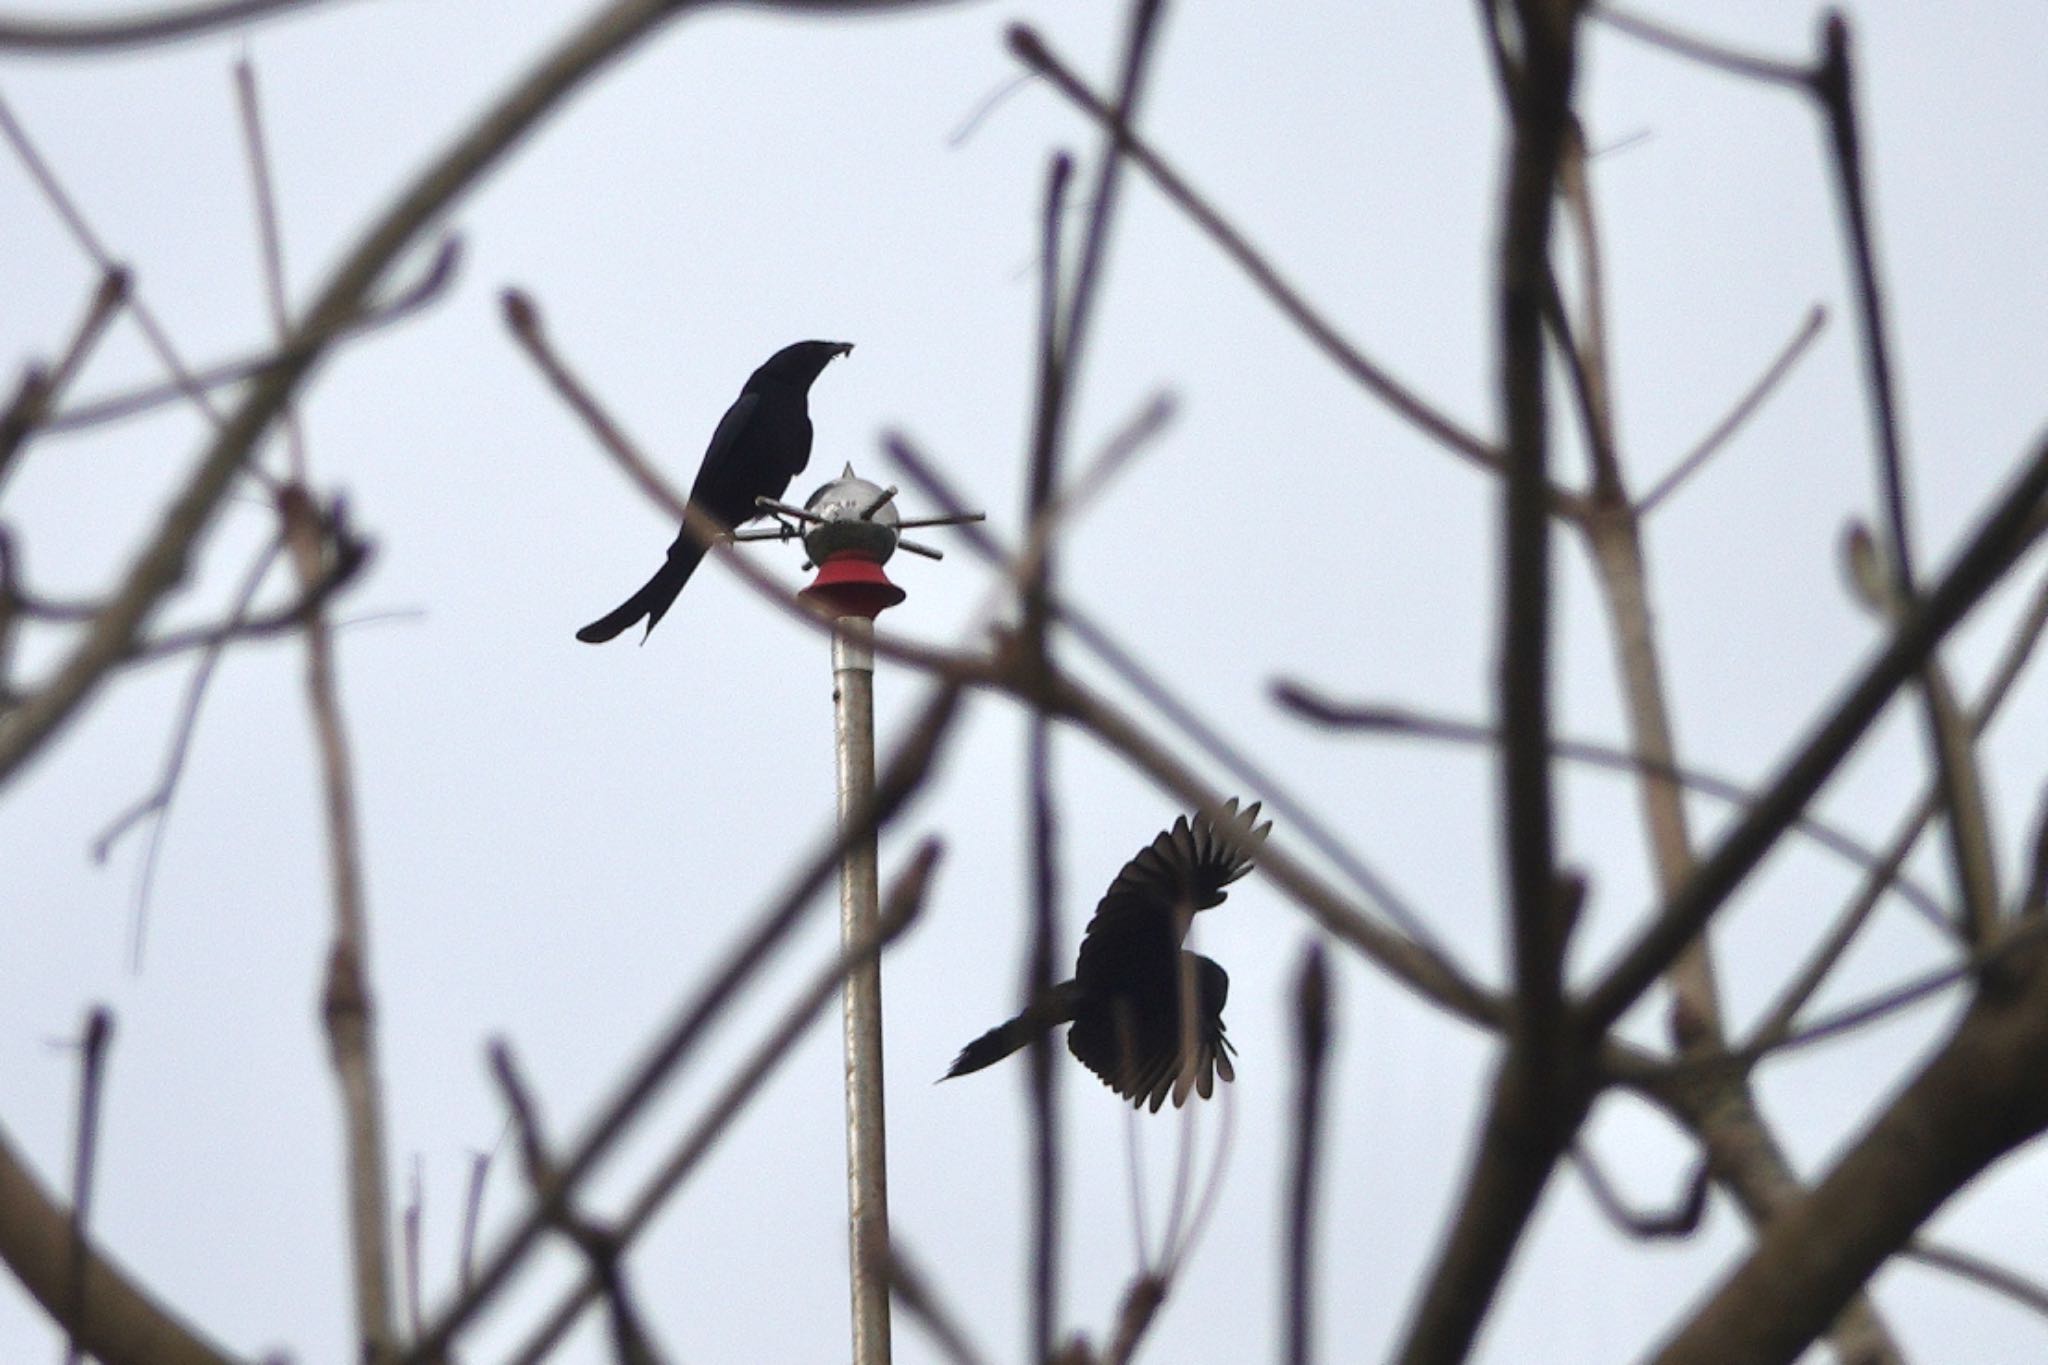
{"left": 456, "top": 1147, "right": 493, "bottom": 1296}
{"left": 63, "top": 1007, "right": 114, "bottom": 1365}
{"left": 0, "top": 268, "right": 127, "bottom": 485}
{"left": 1023, "top": 148, "right": 1072, "bottom": 1365}
{"left": 1811, "top": 16, "right": 2002, "bottom": 947}
{"left": 90, "top": 537, "right": 286, "bottom": 971}
{"left": 1007, "top": 24, "right": 1521, "bottom": 489}
{"left": 1593, "top": 5, "right": 1810, "bottom": 86}
{"left": 884, "top": 431, "right": 1476, "bottom": 981}
{"left": 401, "top": 1161, "right": 423, "bottom": 1340}
{"left": 1285, "top": 946, "right": 1330, "bottom": 1365}
{"left": 246, "top": 51, "right": 398, "bottom": 1339}
{"left": 946, "top": 70, "right": 1035, "bottom": 147}
{"left": 1637, "top": 305, "right": 1828, "bottom": 515}
{"left": 1569, "top": 1144, "right": 1708, "bottom": 1240}
{"left": 488, "top": 1043, "right": 663, "bottom": 1365}
{"left": 1554, "top": 116, "right": 1621, "bottom": 498}
{"left": 1743, "top": 919, "right": 2048, "bottom": 1066}
{"left": 1744, "top": 555, "right": 2048, "bottom": 1052}
{"left": 42, "top": 240, "right": 459, "bottom": 437}
{"left": 235, "top": 59, "right": 307, "bottom": 481}
{"left": 0, "top": 0, "right": 772, "bottom": 794}
{"left": 0, "top": 92, "right": 227, "bottom": 434}
{"left": 882, "top": 1244, "right": 996, "bottom": 1365}
{"left": 1273, "top": 687, "right": 1950, "bottom": 930}
{"left": 1905, "top": 1240, "right": 2048, "bottom": 1323}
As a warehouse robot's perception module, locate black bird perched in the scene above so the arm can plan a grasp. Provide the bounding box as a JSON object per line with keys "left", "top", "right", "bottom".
{"left": 576, "top": 339, "right": 854, "bottom": 643}
{"left": 944, "top": 799, "right": 1270, "bottom": 1111}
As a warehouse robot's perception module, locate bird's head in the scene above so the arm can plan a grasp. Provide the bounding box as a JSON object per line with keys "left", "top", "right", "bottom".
{"left": 751, "top": 339, "right": 854, "bottom": 390}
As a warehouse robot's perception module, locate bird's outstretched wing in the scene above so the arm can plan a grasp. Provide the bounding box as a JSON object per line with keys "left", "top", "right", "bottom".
{"left": 1066, "top": 800, "right": 1266, "bottom": 1109}
{"left": 1096, "top": 798, "right": 1269, "bottom": 915}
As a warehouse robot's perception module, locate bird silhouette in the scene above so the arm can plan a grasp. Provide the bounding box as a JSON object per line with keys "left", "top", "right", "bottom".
{"left": 576, "top": 339, "right": 853, "bottom": 643}
{"left": 944, "top": 799, "right": 1269, "bottom": 1110}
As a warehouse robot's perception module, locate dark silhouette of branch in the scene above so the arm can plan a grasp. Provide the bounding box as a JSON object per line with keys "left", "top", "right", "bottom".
{"left": 1006, "top": 24, "right": 1520, "bottom": 489}
{"left": 1586, "top": 430, "right": 2048, "bottom": 1033}
{"left": 0, "top": 268, "right": 125, "bottom": 483}
{"left": 1285, "top": 946, "right": 1332, "bottom": 1365}
{"left": 1651, "top": 930, "right": 2048, "bottom": 1363}
{"left": 124, "top": 523, "right": 370, "bottom": 662}
{"left": 456, "top": 1147, "right": 493, "bottom": 1295}
{"left": 502, "top": 841, "right": 942, "bottom": 1364}
{"left": 1396, "top": 7, "right": 1588, "bottom": 1359}
{"left": 0, "top": 1121, "right": 242, "bottom": 1365}
{"left": 1814, "top": 17, "right": 2003, "bottom": 947}
{"left": 90, "top": 536, "right": 286, "bottom": 971}
{"left": 1570, "top": 1144, "right": 1709, "bottom": 1240}
{"left": 400, "top": 1161, "right": 423, "bottom": 1339}
{"left": 489, "top": 1042, "right": 664, "bottom": 1365}
{"left": 0, "top": 91, "right": 233, "bottom": 443}
{"left": 881, "top": 1243, "right": 995, "bottom": 1365}
{"left": 1904, "top": 1239, "right": 2048, "bottom": 1323}
{"left": 0, "top": 0, "right": 351, "bottom": 51}
{"left": 1102, "top": 1272, "right": 1166, "bottom": 1365}
{"left": 1273, "top": 687, "right": 1951, "bottom": 930}
{"left": 1637, "top": 305, "right": 1829, "bottom": 515}
{"left": 1023, "top": 148, "right": 1073, "bottom": 1365}
{"left": 407, "top": 688, "right": 959, "bottom": 1363}
{"left": 41, "top": 239, "right": 459, "bottom": 437}
{"left": 1550, "top": 116, "right": 1621, "bottom": 498}
{"left": 63, "top": 1007, "right": 114, "bottom": 1365}
{"left": 1593, "top": 5, "right": 1809, "bottom": 86}
{"left": 1743, "top": 557, "right": 2048, "bottom": 1051}
{"left": 884, "top": 431, "right": 1481, "bottom": 996}
{"left": 1745, "top": 920, "right": 2048, "bottom": 1066}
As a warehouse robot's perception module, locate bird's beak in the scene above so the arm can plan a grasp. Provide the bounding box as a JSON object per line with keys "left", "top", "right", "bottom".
{"left": 832, "top": 342, "right": 854, "bottom": 359}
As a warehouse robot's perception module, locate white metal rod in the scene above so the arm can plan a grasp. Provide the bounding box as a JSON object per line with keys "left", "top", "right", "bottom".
{"left": 831, "top": 616, "right": 892, "bottom": 1365}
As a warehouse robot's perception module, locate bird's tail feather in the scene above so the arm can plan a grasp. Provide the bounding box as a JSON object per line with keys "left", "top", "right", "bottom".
{"left": 942, "top": 982, "right": 1081, "bottom": 1080}
{"left": 574, "top": 538, "right": 709, "bottom": 643}
{"left": 943, "top": 1016, "right": 1037, "bottom": 1078}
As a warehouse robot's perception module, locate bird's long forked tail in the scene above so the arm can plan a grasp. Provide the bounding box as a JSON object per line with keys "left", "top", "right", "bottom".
{"left": 574, "top": 534, "right": 710, "bottom": 643}
{"left": 942, "top": 982, "right": 1082, "bottom": 1081}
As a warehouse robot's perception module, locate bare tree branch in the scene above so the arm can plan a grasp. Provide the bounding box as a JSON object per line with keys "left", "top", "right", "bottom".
{"left": 1006, "top": 24, "right": 1523, "bottom": 490}
{"left": 1285, "top": 946, "right": 1331, "bottom": 1365}
{"left": 0, "top": 1121, "right": 243, "bottom": 1365}
{"left": 406, "top": 688, "right": 961, "bottom": 1363}
{"left": 0, "top": 0, "right": 354, "bottom": 51}
{"left": 503, "top": 840, "right": 942, "bottom": 1364}
{"left": 1586, "top": 431, "right": 2048, "bottom": 1032}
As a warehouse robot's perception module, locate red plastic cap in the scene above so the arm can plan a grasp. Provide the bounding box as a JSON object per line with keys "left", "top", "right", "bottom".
{"left": 799, "top": 552, "right": 906, "bottom": 620}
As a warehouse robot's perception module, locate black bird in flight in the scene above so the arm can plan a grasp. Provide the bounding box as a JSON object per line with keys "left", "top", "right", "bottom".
{"left": 576, "top": 339, "right": 854, "bottom": 643}
{"left": 945, "top": 799, "right": 1270, "bottom": 1110}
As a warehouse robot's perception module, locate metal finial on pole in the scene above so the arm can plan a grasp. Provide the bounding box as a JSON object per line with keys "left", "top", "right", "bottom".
{"left": 784, "top": 468, "right": 981, "bottom": 1365}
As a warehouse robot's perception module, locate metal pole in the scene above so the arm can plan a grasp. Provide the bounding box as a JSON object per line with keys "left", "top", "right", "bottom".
{"left": 831, "top": 614, "right": 892, "bottom": 1365}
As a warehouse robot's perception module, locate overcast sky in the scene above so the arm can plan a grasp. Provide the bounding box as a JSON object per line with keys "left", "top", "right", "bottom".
{"left": 5, "top": 1, "right": 2048, "bottom": 1361}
